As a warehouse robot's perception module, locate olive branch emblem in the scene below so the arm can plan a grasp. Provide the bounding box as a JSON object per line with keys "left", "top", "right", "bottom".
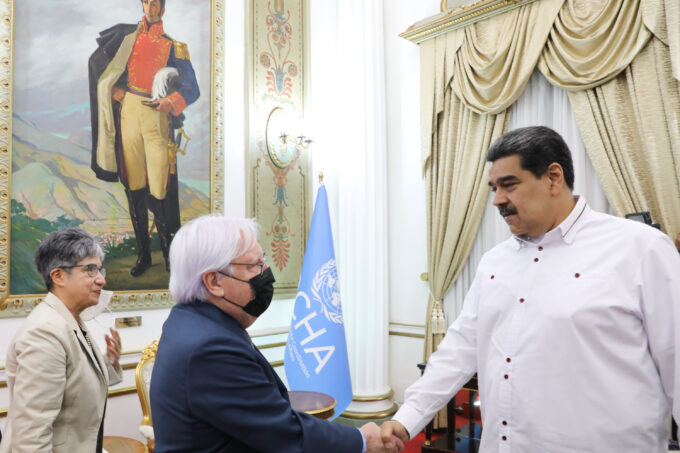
{"left": 310, "top": 259, "right": 344, "bottom": 324}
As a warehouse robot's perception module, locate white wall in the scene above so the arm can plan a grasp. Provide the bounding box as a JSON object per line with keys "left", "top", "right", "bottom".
{"left": 383, "top": 0, "right": 441, "bottom": 403}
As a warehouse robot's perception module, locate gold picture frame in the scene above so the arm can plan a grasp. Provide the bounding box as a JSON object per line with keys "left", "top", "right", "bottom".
{"left": 0, "top": 0, "right": 224, "bottom": 317}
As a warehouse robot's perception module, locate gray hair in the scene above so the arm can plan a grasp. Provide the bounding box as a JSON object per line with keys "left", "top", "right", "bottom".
{"left": 35, "top": 228, "right": 105, "bottom": 291}
{"left": 168, "top": 215, "right": 259, "bottom": 304}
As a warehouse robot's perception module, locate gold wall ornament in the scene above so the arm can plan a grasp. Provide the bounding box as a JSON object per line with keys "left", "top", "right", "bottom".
{"left": 265, "top": 106, "right": 312, "bottom": 170}
{"left": 0, "top": 0, "right": 225, "bottom": 315}
{"left": 401, "top": 0, "right": 538, "bottom": 44}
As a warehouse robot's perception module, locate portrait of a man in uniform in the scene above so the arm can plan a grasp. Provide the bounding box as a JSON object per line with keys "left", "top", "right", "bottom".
{"left": 88, "top": 0, "right": 200, "bottom": 277}
{"left": 9, "top": 0, "right": 211, "bottom": 296}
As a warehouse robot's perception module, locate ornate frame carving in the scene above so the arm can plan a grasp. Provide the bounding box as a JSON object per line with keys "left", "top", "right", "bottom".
{"left": 135, "top": 339, "right": 158, "bottom": 452}
{"left": 0, "top": 0, "right": 224, "bottom": 316}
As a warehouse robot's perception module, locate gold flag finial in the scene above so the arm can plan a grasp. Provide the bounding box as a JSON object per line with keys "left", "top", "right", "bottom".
{"left": 319, "top": 171, "right": 324, "bottom": 184}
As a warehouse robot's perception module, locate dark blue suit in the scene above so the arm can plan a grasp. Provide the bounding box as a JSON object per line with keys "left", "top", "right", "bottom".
{"left": 150, "top": 301, "right": 363, "bottom": 453}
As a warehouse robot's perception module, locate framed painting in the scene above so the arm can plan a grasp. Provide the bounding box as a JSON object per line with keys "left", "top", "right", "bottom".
{"left": 0, "top": 0, "right": 224, "bottom": 317}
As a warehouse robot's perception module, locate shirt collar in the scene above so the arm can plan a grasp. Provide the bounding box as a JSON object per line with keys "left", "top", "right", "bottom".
{"left": 556, "top": 195, "right": 589, "bottom": 244}
{"left": 140, "top": 17, "right": 164, "bottom": 36}
{"left": 513, "top": 196, "right": 589, "bottom": 249}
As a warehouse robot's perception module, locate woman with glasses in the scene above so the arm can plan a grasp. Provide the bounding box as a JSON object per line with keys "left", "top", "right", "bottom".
{"left": 0, "top": 228, "right": 123, "bottom": 453}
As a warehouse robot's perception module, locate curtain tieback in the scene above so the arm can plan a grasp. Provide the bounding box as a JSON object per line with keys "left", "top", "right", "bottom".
{"left": 430, "top": 298, "right": 447, "bottom": 335}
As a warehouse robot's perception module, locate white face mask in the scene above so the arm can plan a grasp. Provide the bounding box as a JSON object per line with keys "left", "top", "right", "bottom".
{"left": 80, "top": 289, "right": 114, "bottom": 321}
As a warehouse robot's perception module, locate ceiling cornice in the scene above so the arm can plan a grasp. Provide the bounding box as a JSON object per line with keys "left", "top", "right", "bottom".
{"left": 400, "top": 0, "right": 540, "bottom": 44}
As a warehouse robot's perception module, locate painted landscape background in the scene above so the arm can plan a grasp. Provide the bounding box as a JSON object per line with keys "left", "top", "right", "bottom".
{"left": 11, "top": 1, "right": 212, "bottom": 294}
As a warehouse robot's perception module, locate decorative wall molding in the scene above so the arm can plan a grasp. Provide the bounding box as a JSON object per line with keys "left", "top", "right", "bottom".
{"left": 400, "top": 0, "right": 540, "bottom": 44}
{"left": 247, "top": 0, "right": 312, "bottom": 298}
{"left": 388, "top": 322, "right": 425, "bottom": 339}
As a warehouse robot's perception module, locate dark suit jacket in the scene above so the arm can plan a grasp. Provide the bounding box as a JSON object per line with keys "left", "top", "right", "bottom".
{"left": 150, "top": 301, "right": 363, "bottom": 453}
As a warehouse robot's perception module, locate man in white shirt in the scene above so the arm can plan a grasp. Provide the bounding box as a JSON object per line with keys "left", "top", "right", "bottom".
{"left": 382, "top": 126, "right": 680, "bottom": 452}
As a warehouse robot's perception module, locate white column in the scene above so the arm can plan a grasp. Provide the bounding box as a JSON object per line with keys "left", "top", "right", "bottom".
{"left": 309, "top": 0, "right": 395, "bottom": 418}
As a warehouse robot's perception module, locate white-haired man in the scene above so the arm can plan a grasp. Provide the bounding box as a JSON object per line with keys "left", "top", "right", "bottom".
{"left": 150, "top": 215, "right": 403, "bottom": 453}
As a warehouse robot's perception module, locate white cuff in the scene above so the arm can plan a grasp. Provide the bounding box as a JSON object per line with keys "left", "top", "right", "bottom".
{"left": 392, "top": 404, "right": 429, "bottom": 440}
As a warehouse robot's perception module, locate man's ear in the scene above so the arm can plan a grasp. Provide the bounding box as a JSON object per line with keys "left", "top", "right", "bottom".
{"left": 202, "top": 271, "right": 224, "bottom": 297}
{"left": 546, "top": 162, "right": 565, "bottom": 195}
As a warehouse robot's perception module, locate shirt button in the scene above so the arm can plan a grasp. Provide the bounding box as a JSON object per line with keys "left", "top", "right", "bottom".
{"left": 538, "top": 246, "right": 543, "bottom": 251}
{"left": 502, "top": 420, "right": 508, "bottom": 426}
{"left": 504, "top": 374, "right": 509, "bottom": 379}
{"left": 575, "top": 273, "right": 580, "bottom": 278}
{"left": 534, "top": 257, "right": 539, "bottom": 262}
{"left": 502, "top": 436, "right": 507, "bottom": 441}
{"left": 490, "top": 275, "right": 495, "bottom": 279}
{"left": 519, "top": 298, "right": 525, "bottom": 303}
{"left": 506, "top": 358, "right": 511, "bottom": 363}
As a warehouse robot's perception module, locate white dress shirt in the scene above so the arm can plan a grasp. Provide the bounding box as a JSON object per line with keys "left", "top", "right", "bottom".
{"left": 394, "top": 197, "right": 680, "bottom": 452}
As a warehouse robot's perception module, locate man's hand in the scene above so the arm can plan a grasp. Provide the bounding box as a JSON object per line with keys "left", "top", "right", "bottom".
{"left": 360, "top": 422, "right": 404, "bottom": 453}
{"left": 380, "top": 420, "right": 409, "bottom": 450}
{"left": 111, "top": 86, "right": 126, "bottom": 103}
{"left": 155, "top": 97, "right": 174, "bottom": 114}
{"left": 105, "top": 327, "right": 121, "bottom": 365}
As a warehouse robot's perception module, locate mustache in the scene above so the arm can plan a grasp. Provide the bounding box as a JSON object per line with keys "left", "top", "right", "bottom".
{"left": 498, "top": 205, "right": 518, "bottom": 217}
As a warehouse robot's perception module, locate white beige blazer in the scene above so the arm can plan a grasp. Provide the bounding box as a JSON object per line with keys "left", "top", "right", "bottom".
{"left": 0, "top": 293, "right": 122, "bottom": 453}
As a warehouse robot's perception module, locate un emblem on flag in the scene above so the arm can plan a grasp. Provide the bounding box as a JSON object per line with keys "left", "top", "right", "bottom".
{"left": 311, "top": 259, "right": 343, "bottom": 324}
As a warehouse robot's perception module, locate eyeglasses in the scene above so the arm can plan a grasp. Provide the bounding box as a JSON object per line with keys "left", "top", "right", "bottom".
{"left": 61, "top": 264, "right": 106, "bottom": 278}
{"left": 231, "top": 253, "right": 267, "bottom": 275}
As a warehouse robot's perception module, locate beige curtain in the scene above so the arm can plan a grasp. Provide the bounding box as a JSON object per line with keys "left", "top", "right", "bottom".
{"left": 423, "top": 79, "right": 509, "bottom": 428}
{"left": 420, "top": 0, "right": 680, "bottom": 370}
{"left": 450, "top": 0, "right": 563, "bottom": 114}
{"left": 640, "top": 0, "right": 680, "bottom": 81}
{"left": 567, "top": 38, "right": 680, "bottom": 237}
{"left": 538, "top": 0, "right": 651, "bottom": 89}
{"left": 537, "top": 0, "right": 680, "bottom": 236}
{"left": 424, "top": 88, "right": 509, "bottom": 358}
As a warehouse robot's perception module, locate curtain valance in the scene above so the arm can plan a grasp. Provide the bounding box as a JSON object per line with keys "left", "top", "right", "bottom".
{"left": 421, "top": 0, "right": 679, "bottom": 169}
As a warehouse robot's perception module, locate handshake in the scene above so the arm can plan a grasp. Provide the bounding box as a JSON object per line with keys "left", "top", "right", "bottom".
{"left": 360, "top": 420, "right": 409, "bottom": 453}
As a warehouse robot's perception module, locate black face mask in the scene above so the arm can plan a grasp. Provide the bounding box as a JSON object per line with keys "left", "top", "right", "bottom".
{"left": 221, "top": 267, "right": 276, "bottom": 317}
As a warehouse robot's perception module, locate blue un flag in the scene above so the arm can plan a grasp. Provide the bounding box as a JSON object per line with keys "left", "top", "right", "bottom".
{"left": 284, "top": 184, "right": 352, "bottom": 419}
